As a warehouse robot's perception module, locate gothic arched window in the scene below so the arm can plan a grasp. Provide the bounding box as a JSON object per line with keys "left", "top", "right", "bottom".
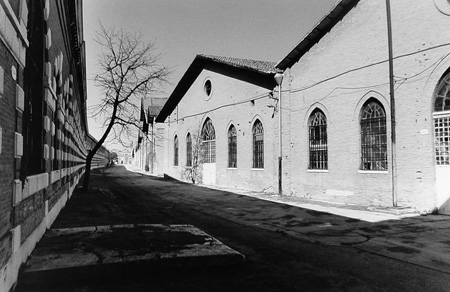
{"left": 174, "top": 135, "right": 179, "bottom": 166}
{"left": 252, "top": 120, "right": 264, "bottom": 169}
{"left": 186, "top": 133, "right": 192, "bottom": 167}
{"left": 228, "top": 125, "right": 237, "bottom": 168}
{"left": 201, "top": 119, "right": 216, "bottom": 163}
{"left": 360, "top": 100, "right": 387, "bottom": 170}
{"left": 309, "top": 110, "right": 327, "bottom": 169}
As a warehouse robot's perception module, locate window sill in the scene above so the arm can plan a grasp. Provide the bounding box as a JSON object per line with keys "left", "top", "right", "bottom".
{"left": 307, "top": 169, "right": 328, "bottom": 173}
{"left": 227, "top": 167, "right": 237, "bottom": 170}
{"left": 358, "top": 170, "right": 388, "bottom": 174}
{"left": 251, "top": 168, "right": 264, "bottom": 171}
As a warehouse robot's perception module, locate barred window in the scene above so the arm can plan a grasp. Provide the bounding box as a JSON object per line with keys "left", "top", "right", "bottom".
{"left": 228, "top": 125, "right": 237, "bottom": 168}
{"left": 434, "top": 73, "right": 450, "bottom": 165}
{"left": 174, "top": 135, "right": 179, "bottom": 166}
{"left": 201, "top": 118, "right": 216, "bottom": 163}
{"left": 252, "top": 120, "right": 264, "bottom": 168}
{"left": 360, "top": 101, "right": 387, "bottom": 170}
{"left": 186, "top": 133, "right": 192, "bottom": 167}
{"left": 309, "top": 110, "right": 328, "bottom": 169}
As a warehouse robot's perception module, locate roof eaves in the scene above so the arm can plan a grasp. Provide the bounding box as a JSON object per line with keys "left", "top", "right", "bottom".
{"left": 156, "top": 54, "right": 277, "bottom": 123}
{"left": 276, "top": 0, "right": 360, "bottom": 70}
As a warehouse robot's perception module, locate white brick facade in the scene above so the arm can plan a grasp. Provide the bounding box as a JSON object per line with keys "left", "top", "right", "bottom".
{"left": 161, "top": 67, "right": 279, "bottom": 192}
{"left": 279, "top": 0, "right": 450, "bottom": 212}
{"left": 158, "top": 0, "right": 450, "bottom": 213}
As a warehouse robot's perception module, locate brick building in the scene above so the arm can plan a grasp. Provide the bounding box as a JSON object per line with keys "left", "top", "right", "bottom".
{"left": 277, "top": 0, "right": 450, "bottom": 214}
{"left": 156, "top": 54, "right": 279, "bottom": 190}
{"left": 0, "top": 1, "right": 109, "bottom": 290}
{"left": 156, "top": 0, "right": 450, "bottom": 215}
{"left": 133, "top": 97, "right": 167, "bottom": 173}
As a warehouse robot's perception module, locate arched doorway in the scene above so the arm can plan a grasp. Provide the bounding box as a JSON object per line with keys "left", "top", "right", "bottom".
{"left": 201, "top": 118, "right": 216, "bottom": 185}
{"left": 433, "top": 71, "right": 450, "bottom": 214}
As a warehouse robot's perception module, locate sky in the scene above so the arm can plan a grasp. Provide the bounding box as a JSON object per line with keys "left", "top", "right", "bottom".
{"left": 82, "top": 0, "right": 338, "bottom": 151}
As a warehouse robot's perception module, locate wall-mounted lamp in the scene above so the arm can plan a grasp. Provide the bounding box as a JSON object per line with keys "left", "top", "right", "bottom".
{"left": 274, "top": 72, "right": 284, "bottom": 196}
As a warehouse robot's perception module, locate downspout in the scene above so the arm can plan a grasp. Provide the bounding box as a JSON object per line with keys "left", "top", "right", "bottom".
{"left": 386, "top": 0, "right": 397, "bottom": 207}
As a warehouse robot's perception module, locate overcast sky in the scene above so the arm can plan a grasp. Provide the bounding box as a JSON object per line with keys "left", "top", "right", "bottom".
{"left": 83, "top": 0, "right": 338, "bottom": 149}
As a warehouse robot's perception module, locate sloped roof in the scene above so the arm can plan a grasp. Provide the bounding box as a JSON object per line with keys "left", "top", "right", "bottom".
{"left": 276, "top": 0, "right": 360, "bottom": 70}
{"left": 199, "top": 54, "right": 279, "bottom": 74}
{"left": 156, "top": 54, "right": 278, "bottom": 123}
{"left": 141, "top": 97, "right": 167, "bottom": 123}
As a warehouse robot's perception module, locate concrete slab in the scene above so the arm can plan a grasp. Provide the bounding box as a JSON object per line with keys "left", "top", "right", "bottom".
{"left": 22, "top": 224, "right": 244, "bottom": 274}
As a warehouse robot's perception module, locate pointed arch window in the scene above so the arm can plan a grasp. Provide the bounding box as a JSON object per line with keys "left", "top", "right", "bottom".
{"left": 360, "top": 100, "right": 387, "bottom": 170}
{"left": 252, "top": 120, "right": 264, "bottom": 169}
{"left": 201, "top": 119, "right": 216, "bottom": 163}
{"left": 435, "top": 73, "right": 450, "bottom": 112}
{"left": 309, "top": 110, "right": 328, "bottom": 169}
{"left": 186, "top": 133, "right": 192, "bottom": 167}
{"left": 228, "top": 125, "right": 237, "bottom": 168}
{"left": 174, "top": 135, "right": 179, "bottom": 166}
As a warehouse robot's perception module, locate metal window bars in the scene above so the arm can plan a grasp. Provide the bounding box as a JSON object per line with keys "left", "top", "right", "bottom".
{"left": 186, "top": 133, "right": 192, "bottom": 167}
{"left": 228, "top": 126, "right": 237, "bottom": 168}
{"left": 253, "top": 120, "right": 264, "bottom": 168}
{"left": 434, "top": 117, "right": 450, "bottom": 165}
{"left": 201, "top": 119, "right": 216, "bottom": 163}
{"left": 360, "top": 102, "right": 387, "bottom": 171}
{"left": 308, "top": 111, "right": 327, "bottom": 170}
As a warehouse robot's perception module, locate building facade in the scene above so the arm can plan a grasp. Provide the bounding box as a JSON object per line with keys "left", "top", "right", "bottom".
{"left": 157, "top": 0, "right": 450, "bottom": 215}
{"left": 0, "top": 1, "right": 109, "bottom": 290}
{"left": 277, "top": 0, "right": 450, "bottom": 214}
{"left": 156, "top": 55, "right": 279, "bottom": 191}
{"left": 133, "top": 97, "right": 167, "bottom": 173}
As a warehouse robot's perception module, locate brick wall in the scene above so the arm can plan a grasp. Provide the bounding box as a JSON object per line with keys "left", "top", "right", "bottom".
{"left": 162, "top": 69, "right": 279, "bottom": 192}
{"left": 284, "top": 0, "right": 450, "bottom": 211}
{"left": 0, "top": 39, "right": 16, "bottom": 268}
{"left": 0, "top": 1, "right": 110, "bottom": 291}
{"left": 160, "top": 0, "right": 450, "bottom": 212}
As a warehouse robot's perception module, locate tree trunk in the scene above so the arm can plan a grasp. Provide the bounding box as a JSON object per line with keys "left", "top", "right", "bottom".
{"left": 83, "top": 150, "right": 94, "bottom": 190}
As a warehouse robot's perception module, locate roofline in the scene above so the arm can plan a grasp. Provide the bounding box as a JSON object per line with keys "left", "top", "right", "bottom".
{"left": 276, "top": 0, "right": 360, "bottom": 70}
{"left": 156, "top": 55, "right": 277, "bottom": 123}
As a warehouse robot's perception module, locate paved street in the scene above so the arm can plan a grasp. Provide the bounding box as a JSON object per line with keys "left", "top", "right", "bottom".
{"left": 16, "top": 166, "right": 450, "bottom": 291}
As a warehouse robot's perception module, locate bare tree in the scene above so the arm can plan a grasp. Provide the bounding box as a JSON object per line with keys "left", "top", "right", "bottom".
{"left": 184, "top": 126, "right": 204, "bottom": 184}
{"left": 84, "top": 24, "right": 169, "bottom": 190}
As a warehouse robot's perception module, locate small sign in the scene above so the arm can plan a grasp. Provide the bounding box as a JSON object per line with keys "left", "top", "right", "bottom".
{"left": 420, "top": 129, "right": 429, "bottom": 135}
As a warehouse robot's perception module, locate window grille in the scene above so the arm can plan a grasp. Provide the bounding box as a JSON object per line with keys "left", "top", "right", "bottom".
{"left": 201, "top": 119, "right": 216, "bottom": 163}
{"left": 434, "top": 117, "right": 450, "bottom": 165}
{"left": 309, "top": 110, "right": 327, "bottom": 169}
{"left": 174, "top": 135, "right": 179, "bottom": 166}
{"left": 253, "top": 120, "right": 264, "bottom": 168}
{"left": 360, "top": 101, "right": 387, "bottom": 170}
{"left": 228, "top": 125, "right": 237, "bottom": 168}
{"left": 186, "top": 133, "right": 192, "bottom": 167}
{"left": 434, "top": 74, "right": 450, "bottom": 165}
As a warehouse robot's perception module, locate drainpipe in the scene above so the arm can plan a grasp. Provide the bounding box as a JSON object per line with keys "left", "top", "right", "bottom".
{"left": 274, "top": 73, "right": 284, "bottom": 196}
{"left": 386, "top": 0, "right": 397, "bottom": 207}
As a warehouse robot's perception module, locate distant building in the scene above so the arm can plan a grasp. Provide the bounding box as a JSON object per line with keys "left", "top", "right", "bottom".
{"left": 118, "top": 150, "right": 132, "bottom": 165}
{"left": 0, "top": 1, "right": 109, "bottom": 290}
{"left": 133, "top": 97, "right": 167, "bottom": 173}
{"left": 156, "top": 0, "right": 450, "bottom": 215}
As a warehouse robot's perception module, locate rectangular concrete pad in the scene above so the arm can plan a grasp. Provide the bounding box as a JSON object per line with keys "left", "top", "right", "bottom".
{"left": 22, "top": 224, "right": 244, "bottom": 274}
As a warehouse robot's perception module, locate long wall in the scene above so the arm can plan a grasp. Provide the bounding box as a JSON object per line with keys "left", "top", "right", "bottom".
{"left": 0, "top": 1, "right": 109, "bottom": 291}
{"left": 162, "top": 68, "right": 279, "bottom": 192}
{"left": 283, "top": 0, "right": 450, "bottom": 211}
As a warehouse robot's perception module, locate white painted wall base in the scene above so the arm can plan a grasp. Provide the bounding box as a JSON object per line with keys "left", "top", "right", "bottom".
{"left": 0, "top": 168, "right": 84, "bottom": 292}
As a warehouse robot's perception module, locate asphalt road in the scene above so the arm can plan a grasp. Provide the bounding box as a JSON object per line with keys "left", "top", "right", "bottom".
{"left": 17, "top": 166, "right": 450, "bottom": 291}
